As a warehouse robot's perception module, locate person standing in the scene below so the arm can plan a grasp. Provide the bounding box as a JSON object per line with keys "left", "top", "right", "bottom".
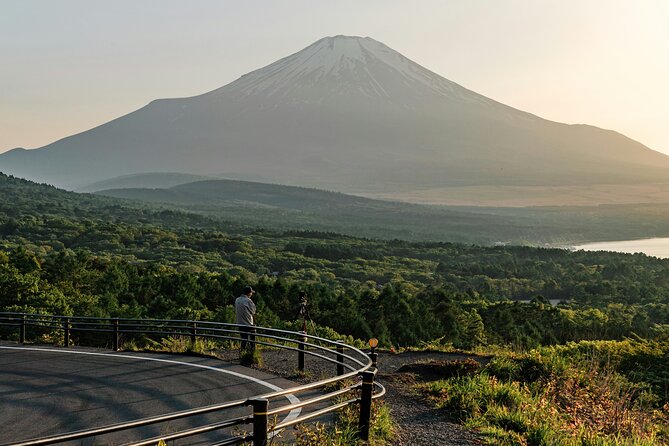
{"left": 235, "top": 286, "right": 256, "bottom": 351}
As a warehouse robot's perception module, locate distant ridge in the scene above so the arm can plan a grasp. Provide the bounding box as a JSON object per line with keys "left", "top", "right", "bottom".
{"left": 4, "top": 170, "right": 669, "bottom": 245}
{"left": 95, "top": 178, "right": 382, "bottom": 211}
{"left": 2, "top": 35, "right": 669, "bottom": 195}
{"left": 78, "top": 172, "right": 216, "bottom": 193}
{"left": 93, "top": 176, "right": 669, "bottom": 245}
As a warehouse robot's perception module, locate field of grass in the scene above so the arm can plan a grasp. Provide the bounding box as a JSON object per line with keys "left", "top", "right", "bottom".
{"left": 416, "top": 340, "right": 669, "bottom": 445}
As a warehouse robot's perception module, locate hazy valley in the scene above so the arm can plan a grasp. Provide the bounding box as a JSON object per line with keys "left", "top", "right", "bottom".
{"left": 86, "top": 173, "right": 669, "bottom": 246}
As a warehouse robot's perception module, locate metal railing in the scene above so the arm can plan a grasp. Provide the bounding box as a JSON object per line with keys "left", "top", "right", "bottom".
{"left": 0, "top": 312, "right": 385, "bottom": 446}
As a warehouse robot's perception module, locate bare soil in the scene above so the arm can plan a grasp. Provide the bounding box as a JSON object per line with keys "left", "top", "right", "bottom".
{"left": 377, "top": 351, "right": 486, "bottom": 446}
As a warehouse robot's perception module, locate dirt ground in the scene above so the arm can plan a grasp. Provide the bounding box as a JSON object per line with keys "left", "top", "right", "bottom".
{"left": 223, "top": 348, "right": 486, "bottom": 445}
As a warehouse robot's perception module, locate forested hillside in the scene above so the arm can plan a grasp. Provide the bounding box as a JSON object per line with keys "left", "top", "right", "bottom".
{"left": 96, "top": 177, "right": 669, "bottom": 245}
{"left": 1, "top": 172, "right": 668, "bottom": 349}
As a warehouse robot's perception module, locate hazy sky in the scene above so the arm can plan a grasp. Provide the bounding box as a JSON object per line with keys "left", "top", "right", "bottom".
{"left": 2, "top": 0, "right": 668, "bottom": 154}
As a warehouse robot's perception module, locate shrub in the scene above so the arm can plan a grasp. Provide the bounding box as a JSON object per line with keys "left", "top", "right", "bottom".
{"left": 485, "top": 355, "right": 521, "bottom": 381}
{"left": 525, "top": 425, "right": 554, "bottom": 446}
{"left": 418, "top": 345, "right": 669, "bottom": 446}
{"left": 293, "top": 401, "right": 394, "bottom": 446}
{"left": 240, "top": 348, "right": 263, "bottom": 367}
{"left": 397, "top": 358, "right": 481, "bottom": 381}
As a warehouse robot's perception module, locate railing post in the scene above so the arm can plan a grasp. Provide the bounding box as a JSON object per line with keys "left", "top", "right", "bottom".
{"left": 19, "top": 314, "right": 26, "bottom": 343}
{"left": 370, "top": 351, "right": 378, "bottom": 370}
{"left": 358, "top": 369, "right": 376, "bottom": 442}
{"left": 113, "top": 318, "right": 119, "bottom": 351}
{"left": 251, "top": 398, "right": 268, "bottom": 446}
{"left": 63, "top": 317, "right": 70, "bottom": 347}
{"left": 190, "top": 321, "right": 197, "bottom": 344}
{"left": 336, "top": 341, "right": 345, "bottom": 376}
{"left": 298, "top": 331, "right": 306, "bottom": 372}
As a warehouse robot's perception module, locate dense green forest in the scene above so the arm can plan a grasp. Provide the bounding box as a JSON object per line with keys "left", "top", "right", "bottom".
{"left": 2, "top": 172, "right": 669, "bottom": 350}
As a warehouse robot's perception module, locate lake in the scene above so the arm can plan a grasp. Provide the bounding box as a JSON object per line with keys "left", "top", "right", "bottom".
{"left": 573, "top": 237, "right": 669, "bottom": 259}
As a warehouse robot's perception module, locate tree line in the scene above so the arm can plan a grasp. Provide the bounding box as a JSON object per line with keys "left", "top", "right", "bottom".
{"left": 1, "top": 172, "right": 669, "bottom": 348}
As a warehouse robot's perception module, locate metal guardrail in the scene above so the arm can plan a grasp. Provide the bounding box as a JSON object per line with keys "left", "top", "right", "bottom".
{"left": 0, "top": 312, "right": 385, "bottom": 446}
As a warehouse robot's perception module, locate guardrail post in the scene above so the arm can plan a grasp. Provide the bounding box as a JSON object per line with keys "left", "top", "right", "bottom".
{"left": 190, "top": 321, "right": 197, "bottom": 344}
{"left": 336, "top": 341, "right": 345, "bottom": 376}
{"left": 113, "top": 318, "right": 120, "bottom": 351}
{"left": 298, "top": 331, "right": 306, "bottom": 372}
{"left": 358, "top": 370, "right": 376, "bottom": 442}
{"left": 251, "top": 398, "right": 268, "bottom": 446}
{"left": 370, "top": 351, "right": 378, "bottom": 370}
{"left": 63, "top": 317, "right": 70, "bottom": 347}
{"left": 19, "top": 314, "right": 26, "bottom": 343}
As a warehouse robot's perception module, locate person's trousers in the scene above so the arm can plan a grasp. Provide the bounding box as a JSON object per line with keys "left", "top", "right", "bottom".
{"left": 239, "top": 325, "right": 256, "bottom": 351}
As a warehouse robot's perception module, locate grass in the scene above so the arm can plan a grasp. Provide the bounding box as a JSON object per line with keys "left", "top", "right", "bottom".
{"left": 288, "top": 376, "right": 394, "bottom": 446}
{"left": 291, "top": 401, "right": 395, "bottom": 446}
{"left": 415, "top": 345, "right": 669, "bottom": 446}
{"left": 122, "top": 335, "right": 228, "bottom": 356}
{"left": 240, "top": 348, "right": 263, "bottom": 367}
{"left": 122, "top": 334, "right": 266, "bottom": 367}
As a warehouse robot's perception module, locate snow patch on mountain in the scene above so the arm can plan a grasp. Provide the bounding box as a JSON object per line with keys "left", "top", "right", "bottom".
{"left": 212, "top": 35, "right": 492, "bottom": 106}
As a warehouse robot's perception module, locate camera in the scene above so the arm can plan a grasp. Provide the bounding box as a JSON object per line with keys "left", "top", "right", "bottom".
{"left": 298, "top": 291, "right": 308, "bottom": 316}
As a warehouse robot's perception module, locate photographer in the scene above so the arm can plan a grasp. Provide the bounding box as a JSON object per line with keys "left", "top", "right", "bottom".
{"left": 235, "top": 286, "right": 256, "bottom": 351}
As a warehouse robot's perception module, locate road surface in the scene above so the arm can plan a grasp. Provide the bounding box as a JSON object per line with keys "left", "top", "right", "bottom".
{"left": 0, "top": 343, "right": 300, "bottom": 445}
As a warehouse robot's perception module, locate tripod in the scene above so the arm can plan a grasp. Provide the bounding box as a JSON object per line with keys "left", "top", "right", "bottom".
{"left": 298, "top": 292, "right": 315, "bottom": 334}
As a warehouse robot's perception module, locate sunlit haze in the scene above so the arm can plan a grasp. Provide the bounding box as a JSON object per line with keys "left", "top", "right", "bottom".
{"left": 1, "top": 0, "right": 668, "bottom": 154}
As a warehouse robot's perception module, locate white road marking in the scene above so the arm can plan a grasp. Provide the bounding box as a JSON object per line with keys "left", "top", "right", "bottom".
{"left": 0, "top": 345, "right": 301, "bottom": 437}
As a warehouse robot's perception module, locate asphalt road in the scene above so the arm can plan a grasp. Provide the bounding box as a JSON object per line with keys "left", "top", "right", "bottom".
{"left": 0, "top": 343, "right": 300, "bottom": 445}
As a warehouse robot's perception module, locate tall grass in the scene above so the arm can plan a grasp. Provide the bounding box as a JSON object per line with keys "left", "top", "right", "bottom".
{"left": 123, "top": 335, "right": 226, "bottom": 355}
{"left": 292, "top": 402, "right": 394, "bottom": 446}
{"left": 417, "top": 343, "right": 669, "bottom": 445}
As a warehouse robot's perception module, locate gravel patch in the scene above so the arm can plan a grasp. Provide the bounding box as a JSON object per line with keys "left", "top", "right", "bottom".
{"left": 377, "top": 351, "right": 485, "bottom": 446}
{"left": 218, "top": 348, "right": 486, "bottom": 445}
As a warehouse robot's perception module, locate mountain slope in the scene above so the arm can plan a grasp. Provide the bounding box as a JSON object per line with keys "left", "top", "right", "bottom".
{"left": 2, "top": 35, "right": 669, "bottom": 192}
{"left": 94, "top": 177, "right": 669, "bottom": 245}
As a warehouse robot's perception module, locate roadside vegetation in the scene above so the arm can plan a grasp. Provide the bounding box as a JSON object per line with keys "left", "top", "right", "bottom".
{"left": 416, "top": 340, "right": 668, "bottom": 445}
{"left": 292, "top": 402, "right": 394, "bottom": 446}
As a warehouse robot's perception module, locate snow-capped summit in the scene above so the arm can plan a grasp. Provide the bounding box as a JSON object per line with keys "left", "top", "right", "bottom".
{"left": 2, "top": 36, "right": 669, "bottom": 193}
{"left": 213, "top": 35, "right": 490, "bottom": 106}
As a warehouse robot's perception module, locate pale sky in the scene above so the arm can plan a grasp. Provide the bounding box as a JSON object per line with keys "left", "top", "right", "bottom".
{"left": 1, "top": 0, "right": 668, "bottom": 154}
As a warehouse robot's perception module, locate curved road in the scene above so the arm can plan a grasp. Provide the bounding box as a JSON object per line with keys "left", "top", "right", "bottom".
{"left": 0, "top": 343, "right": 300, "bottom": 445}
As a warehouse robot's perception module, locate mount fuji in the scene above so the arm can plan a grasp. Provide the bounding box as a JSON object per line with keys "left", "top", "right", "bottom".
{"left": 2, "top": 35, "right": 669, "bottom": 193}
